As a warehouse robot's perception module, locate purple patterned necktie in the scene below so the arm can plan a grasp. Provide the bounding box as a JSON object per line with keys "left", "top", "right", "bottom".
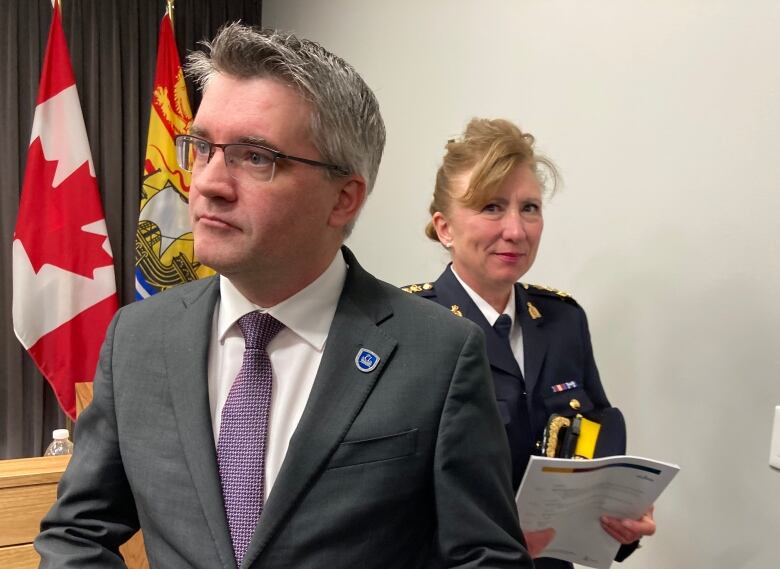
{"left": 217, "top": 311, "right": 284, "bottom": 564}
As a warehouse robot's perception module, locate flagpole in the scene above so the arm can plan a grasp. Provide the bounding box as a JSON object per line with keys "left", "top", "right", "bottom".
{"left": 167, "top": 0, "right": 174, "bottom": 24}
{"left": 65, "top": 415, "right": 74, "bottom": 439}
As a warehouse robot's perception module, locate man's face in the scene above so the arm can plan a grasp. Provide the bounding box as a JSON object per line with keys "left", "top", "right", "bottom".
{"left": 188, "top": 75, "right": 351, "bottom": 296}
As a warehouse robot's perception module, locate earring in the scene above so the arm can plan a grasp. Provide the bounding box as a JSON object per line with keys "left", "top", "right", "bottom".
{"left": 444, "top": 241, "right": 453, "bottom": 249}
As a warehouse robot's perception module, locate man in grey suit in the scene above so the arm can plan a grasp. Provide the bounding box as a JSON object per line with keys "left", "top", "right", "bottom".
{"left": 35, "top": 23, "right": 531, "bottom": 569}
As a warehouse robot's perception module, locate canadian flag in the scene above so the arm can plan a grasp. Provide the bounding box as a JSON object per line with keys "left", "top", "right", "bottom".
{"left": 12, "top": 1, "right": 118, "bottom": 420}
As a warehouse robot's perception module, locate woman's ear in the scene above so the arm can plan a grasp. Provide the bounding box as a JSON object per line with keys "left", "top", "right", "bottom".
{"left": 431, "top": 211, "right": 453, "bottom": 248}
{"left": 328, "top": 176, "right": 367, "bottom": 229}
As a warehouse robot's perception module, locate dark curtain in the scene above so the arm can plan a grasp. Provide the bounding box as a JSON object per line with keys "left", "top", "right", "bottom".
{"left": 1, "top": 0, "right": 263, "bottom": 459}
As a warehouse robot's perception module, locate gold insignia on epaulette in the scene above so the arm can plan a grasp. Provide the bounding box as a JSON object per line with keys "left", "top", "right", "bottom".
{"left": 527, "top": 302, "right": 542, "bottom": 320}
{"left": 525, "top": 283, "right": 571, "bottom": 299}
{"left": 450, "top": 304, "right": 463, "bottom": 317}
{"left": 401, "top": 282, "right": 433, "bottom": 294}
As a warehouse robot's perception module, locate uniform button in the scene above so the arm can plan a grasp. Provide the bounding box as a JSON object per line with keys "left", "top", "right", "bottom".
{"left": 569, "top": 398, "right": 581, "bottom": 410}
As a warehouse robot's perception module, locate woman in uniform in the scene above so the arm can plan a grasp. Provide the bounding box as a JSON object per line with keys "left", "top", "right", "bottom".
{"left": 405, "top": 118, "right": 655, "bottom": 566}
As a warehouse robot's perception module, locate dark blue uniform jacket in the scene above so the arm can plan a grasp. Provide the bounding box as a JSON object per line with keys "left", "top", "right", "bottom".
{"left": 404, "top": 266, "right": 637, "bottom": 567}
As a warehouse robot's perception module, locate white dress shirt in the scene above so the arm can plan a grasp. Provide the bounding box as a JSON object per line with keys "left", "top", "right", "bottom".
{"left": 208, "top": 252, "right": 347, "bottom": 500}
{"left": 450, "top": 267, "right": 525, "bottom": 376}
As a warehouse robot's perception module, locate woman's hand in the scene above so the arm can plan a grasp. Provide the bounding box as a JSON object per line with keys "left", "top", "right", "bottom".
{"left": 600, "top": 506, "right": 655, "bottom": 544}
{"left": 523, "top": 528, "right": 556, "bottom": 558}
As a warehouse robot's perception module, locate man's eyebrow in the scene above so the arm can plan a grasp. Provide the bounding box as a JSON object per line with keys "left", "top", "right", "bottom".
{"left": 237, "top": 135, "right": 278, "bottom": 151}
{"left": 189, "top": 125, "right": 207, "bottom": 138}
{"left": 187, "top": 129, "right": 280, "bottom": 152}
{"left": 184, "top": 125, "right": 279, "bottom": 152}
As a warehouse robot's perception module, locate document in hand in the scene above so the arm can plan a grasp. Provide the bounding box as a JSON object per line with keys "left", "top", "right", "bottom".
{"left": 515, "top": 455, "right": 679, "bottom": 569}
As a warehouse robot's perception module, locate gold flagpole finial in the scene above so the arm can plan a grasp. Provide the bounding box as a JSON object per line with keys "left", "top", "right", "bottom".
{"left": 166, "top": 0, "right": 174, "bottom": 21}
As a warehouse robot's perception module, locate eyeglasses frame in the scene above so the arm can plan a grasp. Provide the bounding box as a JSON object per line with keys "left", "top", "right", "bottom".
{"left": 175, "top": 134, "right": 350, "bottom": 181}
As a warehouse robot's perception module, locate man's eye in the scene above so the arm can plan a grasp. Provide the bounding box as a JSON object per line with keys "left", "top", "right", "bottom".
{"left": 193, "top": 140, "right": 210, "bottom": 154}
{"left": 242, "top": 149, "right": 273, "bottom": 167}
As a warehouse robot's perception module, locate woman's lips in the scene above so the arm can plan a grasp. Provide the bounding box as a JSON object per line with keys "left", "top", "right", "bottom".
{"left": 495, "top": 252, "right": 523, "bottom": 261}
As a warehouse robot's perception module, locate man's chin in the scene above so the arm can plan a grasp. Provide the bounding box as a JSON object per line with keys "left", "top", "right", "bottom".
{"left": 193, "top": 250, "right": 232, "bottom": 275}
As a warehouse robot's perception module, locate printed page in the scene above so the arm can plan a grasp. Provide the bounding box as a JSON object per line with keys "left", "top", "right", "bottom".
{"left": 516, "top": 455, "right": 680, "bottom": 569}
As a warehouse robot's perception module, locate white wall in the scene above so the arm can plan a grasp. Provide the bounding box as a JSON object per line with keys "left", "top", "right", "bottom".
{"left": 263, "top": 1, "right": 780, "bottom": 567}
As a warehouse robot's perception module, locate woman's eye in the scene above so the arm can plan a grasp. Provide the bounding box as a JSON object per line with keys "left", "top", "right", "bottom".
{"left": 482, "top": 203, "right": 500, "bottom": 213}
{"left": 523, "top": 202, "right": 541, "bottom": 214}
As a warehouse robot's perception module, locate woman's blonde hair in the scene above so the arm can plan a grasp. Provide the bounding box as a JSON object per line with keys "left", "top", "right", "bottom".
{"left": 425, "top": 118, "right": 559, "bottom": 242}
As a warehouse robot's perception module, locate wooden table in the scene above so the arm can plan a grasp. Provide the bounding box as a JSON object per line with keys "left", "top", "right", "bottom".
{"left": 0, "top": 455, "right": 71, "bottom": 567}
{"left": 0, "top": 454, "right": 148, "bottom": 568}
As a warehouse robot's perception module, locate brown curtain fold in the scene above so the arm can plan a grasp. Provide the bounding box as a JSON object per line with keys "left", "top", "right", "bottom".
{"left": 1, "top": 0, "right": 263, "bottom": 459}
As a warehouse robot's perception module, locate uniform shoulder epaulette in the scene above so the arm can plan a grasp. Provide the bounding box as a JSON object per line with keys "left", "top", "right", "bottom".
{"left": 400, "top": 282, "right": 434, "bottom": 294}
{"left": 522, "top": 283, "right": 578, "bottom": 304}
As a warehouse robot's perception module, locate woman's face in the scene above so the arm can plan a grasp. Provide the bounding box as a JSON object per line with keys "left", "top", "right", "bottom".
{"left": 433, "top": 163, "right": 543, "bottom": 300}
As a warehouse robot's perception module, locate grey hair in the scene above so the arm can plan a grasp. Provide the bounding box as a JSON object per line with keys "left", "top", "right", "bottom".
{"left": 185, "top": 23, "right": 386, "bottom": 204}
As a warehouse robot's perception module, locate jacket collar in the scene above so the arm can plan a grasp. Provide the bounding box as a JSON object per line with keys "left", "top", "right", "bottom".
{"left": 513, "top": 284, "right": 548, "bottom": 397}
{"left": 166, "top": 277, "right": 238, "bottom": 569}
{"left": 242, "top": 246, "right": 397, "bottom": 567}
{"left": 433, "top": 266, "right": 522, "bottom": 378}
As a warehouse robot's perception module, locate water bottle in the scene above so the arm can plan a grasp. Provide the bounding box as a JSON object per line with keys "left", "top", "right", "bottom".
{"left": 44, "top": 428, "right": 74, "bottom": 456}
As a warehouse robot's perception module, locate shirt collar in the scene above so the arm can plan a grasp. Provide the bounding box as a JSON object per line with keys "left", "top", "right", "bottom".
{"left": 450, "top": 265, "right": 516, "bottom": 330}
{"left": 218, "top": 252, "right": 347, "bottom": 350}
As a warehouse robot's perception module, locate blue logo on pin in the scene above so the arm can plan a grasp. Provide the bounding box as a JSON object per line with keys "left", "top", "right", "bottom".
{"left": 355, "top": 348, "right": 380, "bottom": 373}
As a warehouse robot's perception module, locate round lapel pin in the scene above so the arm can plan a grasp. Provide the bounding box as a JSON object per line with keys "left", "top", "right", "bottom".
{"left": 355, "top": 348, "right": 380, "bottom": 373}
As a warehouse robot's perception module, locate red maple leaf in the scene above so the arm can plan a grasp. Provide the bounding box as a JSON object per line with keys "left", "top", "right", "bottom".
{"left": 15, "top": 138, "right": 114, "bottom": 278}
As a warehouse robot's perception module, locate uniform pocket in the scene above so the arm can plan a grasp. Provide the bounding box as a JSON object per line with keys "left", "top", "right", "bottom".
{"left": 326, "top": 428, "right": 418, "bottom": 469}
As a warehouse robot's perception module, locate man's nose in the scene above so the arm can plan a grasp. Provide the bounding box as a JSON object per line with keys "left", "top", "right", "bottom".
{"left": 192, "top": 148, "right": 237, "bottom": 199}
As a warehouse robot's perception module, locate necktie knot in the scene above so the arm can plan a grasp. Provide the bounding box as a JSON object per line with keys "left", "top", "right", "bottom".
{"left": 494, "top": 314, "right": 512, "bottom": 339}
{"left": 238, "top": 311, "right": 284, "bottom": 350}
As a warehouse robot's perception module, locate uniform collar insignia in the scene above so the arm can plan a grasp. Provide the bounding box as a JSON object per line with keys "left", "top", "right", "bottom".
{"left": 527, "top": 301, "right": 542, "bottom": 320}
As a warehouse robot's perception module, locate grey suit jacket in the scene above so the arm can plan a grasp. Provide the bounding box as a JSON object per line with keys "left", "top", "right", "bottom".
{"left": 36, "top": 248, "right": 530, "bottom": 569}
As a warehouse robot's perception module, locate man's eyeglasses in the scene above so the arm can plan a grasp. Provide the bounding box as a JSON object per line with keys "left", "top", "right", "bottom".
{"left": 175, "top": 134, "right": 350, "bottom": 183}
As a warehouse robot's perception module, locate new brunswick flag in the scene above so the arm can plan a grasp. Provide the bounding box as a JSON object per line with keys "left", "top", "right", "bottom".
{"left": 12, "top": 0, "right": 118, "bottom": 420}
{"left": 135, "top": 8, "right": 213, "bottom": 299}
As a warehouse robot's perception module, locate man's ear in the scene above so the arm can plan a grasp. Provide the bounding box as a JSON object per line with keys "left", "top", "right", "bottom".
{"left": 328, "top": 176, "right": 367, "bottom": 229}
{"left": 431, "top": 211, "right": 452, "bottom": 246}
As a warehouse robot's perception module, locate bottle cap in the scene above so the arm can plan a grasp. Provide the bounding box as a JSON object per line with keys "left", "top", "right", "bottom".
{"left": 52, "top": 428, "right": 70, "bottom": 440}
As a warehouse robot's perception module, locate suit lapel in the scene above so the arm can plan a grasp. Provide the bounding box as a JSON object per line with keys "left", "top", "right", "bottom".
{"left": 165, "top": 277, "right": 237, "bottom": 569}
{"left": 516, "top": 284, "right": 548, "bottom": 399}
{"left": 435, "top": 267, "right": 522, "bottom": 378}
{"left": 243, "top": 248, "right": 397, "bottom": 567}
